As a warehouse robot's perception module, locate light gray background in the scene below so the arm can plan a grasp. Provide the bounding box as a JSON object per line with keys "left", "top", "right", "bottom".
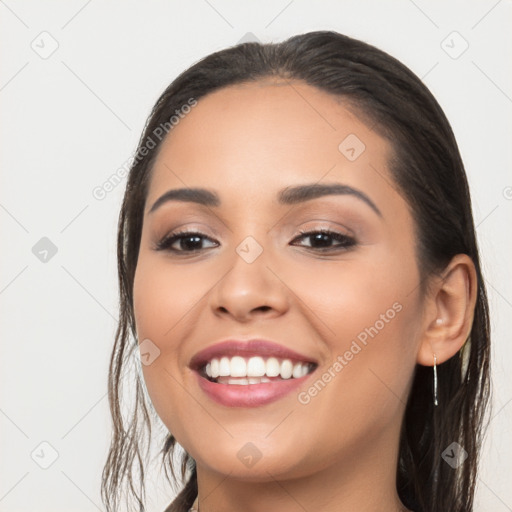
{"left": 1, "top": 1, "right": 511, "bottom": 511}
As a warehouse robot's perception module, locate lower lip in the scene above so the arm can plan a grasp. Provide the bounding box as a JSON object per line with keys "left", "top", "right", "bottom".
{"left": 194, "top": 370, "right": 314, "bottom": 407}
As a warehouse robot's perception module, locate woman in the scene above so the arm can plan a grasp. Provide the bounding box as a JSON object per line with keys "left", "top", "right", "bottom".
{"left": 101, "top": 31, "right": 491, "bottom": 512}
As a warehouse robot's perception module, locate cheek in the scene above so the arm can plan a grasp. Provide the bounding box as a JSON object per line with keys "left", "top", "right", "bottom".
{"left": 289, "top": 254, "right": 420, "bottom": 408}
{"left": 132, "top": 256, "right": 215, "bottom": 430}
{"left": 288, "top": 253, "right": 415, "bottom": 341}
{"left": 133, "top": 256, "right": 202, "bottom": 342}
{"left": 288, "top": 266, "right": 420, "bottom": 460}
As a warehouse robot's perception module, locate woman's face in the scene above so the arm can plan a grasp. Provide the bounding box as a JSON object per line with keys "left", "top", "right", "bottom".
{"left": 133, "top": 79, "right": 426, "bottom": 481}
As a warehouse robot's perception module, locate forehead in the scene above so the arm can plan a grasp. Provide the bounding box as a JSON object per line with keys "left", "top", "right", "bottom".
{"left": 146, "top": 80, "right": 395, "bottom": 209}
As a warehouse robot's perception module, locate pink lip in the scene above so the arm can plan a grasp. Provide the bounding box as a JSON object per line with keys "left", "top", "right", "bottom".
{"left": 189, "top": 338, "right": 317, "bottom": 370}
{"left": 194, "top": 371, "right": 314, "bottom": 407}
{"left": 189, "top": 338, "right": 318, "bottom": 408}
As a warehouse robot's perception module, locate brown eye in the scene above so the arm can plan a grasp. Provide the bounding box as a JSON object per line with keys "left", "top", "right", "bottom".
{"left": 155, "top": 230, "right": 218, "bottom": 253}
{"left": 154, "top": 228, "right": 356, "bottom": 254}
{"left": 291, "top": 229, "right": 356, "bottom": 251}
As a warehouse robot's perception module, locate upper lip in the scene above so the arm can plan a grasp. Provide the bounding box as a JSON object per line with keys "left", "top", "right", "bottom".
{"left": 189, "top": 338, "right": 318, "bottom": 371}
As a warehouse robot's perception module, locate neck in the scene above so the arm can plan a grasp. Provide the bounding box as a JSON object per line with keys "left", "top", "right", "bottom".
{"left": 194, "top": 416, "right": 409, "bottom": 512}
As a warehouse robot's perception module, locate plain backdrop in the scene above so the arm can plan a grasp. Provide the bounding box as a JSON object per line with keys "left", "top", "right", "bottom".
{"left": 1, "top": 1, "right": 511, "bottom": 511}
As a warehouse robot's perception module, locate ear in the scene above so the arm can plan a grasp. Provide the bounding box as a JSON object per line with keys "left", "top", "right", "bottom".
{"left": 416, "top": 254, "right": 478, "bottom": 366}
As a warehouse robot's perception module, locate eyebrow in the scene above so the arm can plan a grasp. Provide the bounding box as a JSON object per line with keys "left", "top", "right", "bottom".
{"left": 148, "top": 182, "right": 382, "bottom": 218}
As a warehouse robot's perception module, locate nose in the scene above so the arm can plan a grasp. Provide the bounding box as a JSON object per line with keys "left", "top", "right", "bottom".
{"left": 208, "top": 242, "right": 289, "bottom": 323}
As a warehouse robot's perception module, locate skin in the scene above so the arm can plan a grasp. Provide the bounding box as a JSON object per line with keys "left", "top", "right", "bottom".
{"left": 132, "top": 78, "right": 477, "bottom": 512}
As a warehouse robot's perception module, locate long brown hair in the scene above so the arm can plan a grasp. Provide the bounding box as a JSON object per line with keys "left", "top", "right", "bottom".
{"left": 101, "top": 30, "right": 491, "bottom": 512}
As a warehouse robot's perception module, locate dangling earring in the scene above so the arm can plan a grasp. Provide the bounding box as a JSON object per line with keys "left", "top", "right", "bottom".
{"left": 433, "top": 353, "right": 439, "bottom": 407}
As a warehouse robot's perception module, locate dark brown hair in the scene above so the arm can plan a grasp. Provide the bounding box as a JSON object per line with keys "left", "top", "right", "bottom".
{"left": 101, "top": 30, "right": 491, "bottom": 512}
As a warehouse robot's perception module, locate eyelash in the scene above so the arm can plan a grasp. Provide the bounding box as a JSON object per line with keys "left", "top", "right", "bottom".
{"left": 154, "top": 228, "right": 357, "bottom": 254}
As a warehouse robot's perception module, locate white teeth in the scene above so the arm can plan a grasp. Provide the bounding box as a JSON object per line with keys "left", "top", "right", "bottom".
{"left": 280, "top": 359, "right": 293, "bottom": 379}
{"left": 292, "top": 362, "right": 303, "bottom": 379}
{"left": 229, "top": 377, "right": 248, "bottom": 385}
{"left": 219, "top": 357, "right": 230, "bottom": 377}
{"left": 266, "top": 357, "right": 281, "bottom": 377}
{"left": 247, "top": 356, "right": 266, "bottom": 376}
{"left": 230, "top": 356, "right": 246, "bottom": 377}
{"left": 203, "top": 356, "right": 314, "bottom": 381}
{"left": 219, "top": 376, "right": 272, "bottom": 385}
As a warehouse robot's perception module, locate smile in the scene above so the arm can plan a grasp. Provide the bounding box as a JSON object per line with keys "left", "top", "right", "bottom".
{"left": 190, "top": 338, "right": 318, "bottom": 407}
{"left": 202, "top": 355, "right": 315, "bottom": 384}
